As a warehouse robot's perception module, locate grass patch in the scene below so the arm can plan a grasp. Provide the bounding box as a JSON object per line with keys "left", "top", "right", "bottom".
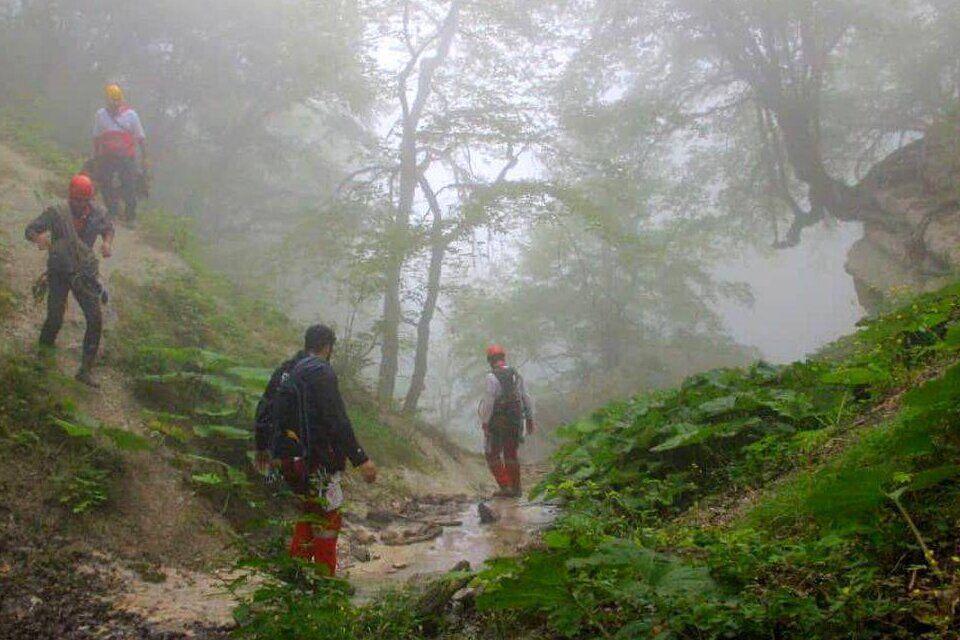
{"left": 0, "top": 104, "right": 80, "bottom": 178}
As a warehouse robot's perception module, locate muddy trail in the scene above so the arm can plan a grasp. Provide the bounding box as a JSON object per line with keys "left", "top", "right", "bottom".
{"left": 342, "top": 478, "right": 557, "bottom": 599}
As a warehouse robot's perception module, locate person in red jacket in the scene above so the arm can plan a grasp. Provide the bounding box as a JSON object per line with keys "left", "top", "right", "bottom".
{"left": 478, "top": 345, "right": 535, "bottom": 497}
{"left": 92, "top": 84, "right": 148, "bottom": 222}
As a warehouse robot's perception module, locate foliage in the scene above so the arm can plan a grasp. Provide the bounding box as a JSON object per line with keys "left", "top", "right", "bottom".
{"left": 55, "top": 465, "right": 110, "bottom": 514}
{"left": 465, "top": 280, "right": 960, "bottom": 639}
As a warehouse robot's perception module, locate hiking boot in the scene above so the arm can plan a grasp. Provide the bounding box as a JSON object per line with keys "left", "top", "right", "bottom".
{"left": 75, "top": 355, "right": 100, "bottom": 388}
{"left": 492, "top": 487, "right": 514, "bottom": 498}
{"left": 75, "top": 367, "right": 100, "bottom": 388}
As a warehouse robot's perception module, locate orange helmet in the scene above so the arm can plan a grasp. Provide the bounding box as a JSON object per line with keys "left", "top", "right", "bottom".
{"left": 68, "top": 173, "right": 95, "bottom": 200}
{"left": 486, "top": 344, "right": 506, "bottom": 362}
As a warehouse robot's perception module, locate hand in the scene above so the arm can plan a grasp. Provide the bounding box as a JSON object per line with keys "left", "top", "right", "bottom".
{"left": 35, "top": 232, "right": 52, "bottom": 251}
{"left": 254, "top": 450, "right": 272, "bottom": 474}
{"left": 101, "top": 241, "right": 113, "bottom": 258}
{"left": 358, "top": 459, "right": 378, "bottom": 484}
{"left": 525, "top": 419, "right": 537, "bottom": 436}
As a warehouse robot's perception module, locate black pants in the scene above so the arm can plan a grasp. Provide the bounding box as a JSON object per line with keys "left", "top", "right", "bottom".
{"left": 96, "top": 155, "right": 139, "bottom": 221}
{"left": 39, "top": 271, "right": 102, "bottom": 362}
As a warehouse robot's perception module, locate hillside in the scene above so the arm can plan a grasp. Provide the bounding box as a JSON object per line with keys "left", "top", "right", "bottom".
{"left": 0, "top": 129, "right": 487, "bottom": 638}
{"left": 211, "top": 282, "right": 960, "bottom": 639}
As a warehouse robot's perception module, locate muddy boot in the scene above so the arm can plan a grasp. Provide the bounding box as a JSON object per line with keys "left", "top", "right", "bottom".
{"left": 75, "top": 355, "right": 100, "bottom": 388}
{"left": 492, "top": 487, "right": 514, "bottom": 498}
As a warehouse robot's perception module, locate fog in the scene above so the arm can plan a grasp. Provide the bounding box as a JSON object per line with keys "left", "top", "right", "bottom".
{"left": 1, "top": 0, "right": 956, "bottom": 440}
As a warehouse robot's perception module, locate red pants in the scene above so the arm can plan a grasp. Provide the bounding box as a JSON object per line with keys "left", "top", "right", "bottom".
{"left": 280, "top": 459, "right": 342, "bottom": 576}
{"left": 484, "top": 422, "right": 521, "bottom": 491}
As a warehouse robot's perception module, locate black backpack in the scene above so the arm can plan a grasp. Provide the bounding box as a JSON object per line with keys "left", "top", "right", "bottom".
{"left": 491, "top": 367, "right": 524, "bottom": 426}
{"left": 271, "top": 356, "right": 333, "bottom": 465}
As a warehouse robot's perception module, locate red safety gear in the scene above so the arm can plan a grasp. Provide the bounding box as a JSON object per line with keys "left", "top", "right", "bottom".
{"left": 68, "top": 174, "right": 95, "bottom": 201}
{"left": 486, "top": 344, "right": 506, "bottom": 362}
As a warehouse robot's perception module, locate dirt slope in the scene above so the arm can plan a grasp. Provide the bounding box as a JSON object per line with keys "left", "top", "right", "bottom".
{"left": 0, "top": 140, "right": 490, "bottom": 635}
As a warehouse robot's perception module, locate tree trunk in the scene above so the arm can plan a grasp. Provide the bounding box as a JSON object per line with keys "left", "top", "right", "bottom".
{"left": 376, "top": 1, "right": 461, "bottom": 404}
{"left": 402, "top": 176, "right": 447, "bottom": 414}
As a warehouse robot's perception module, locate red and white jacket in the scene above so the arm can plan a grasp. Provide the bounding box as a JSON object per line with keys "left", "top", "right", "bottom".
{"left": 93, "top": 105, "right": 146, "bottom": 158}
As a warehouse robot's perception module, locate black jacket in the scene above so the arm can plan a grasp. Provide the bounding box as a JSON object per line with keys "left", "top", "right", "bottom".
{"left": 255, "top": 352, "right": 368, "bottom": 473}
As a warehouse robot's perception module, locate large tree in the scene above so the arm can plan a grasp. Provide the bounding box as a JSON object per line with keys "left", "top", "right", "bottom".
{"left": 562, "top": 0, "right": 959, "bottom": 253}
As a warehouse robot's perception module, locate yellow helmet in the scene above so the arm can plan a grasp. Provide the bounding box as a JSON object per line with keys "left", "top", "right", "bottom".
{"left": 105, "top": 84, "right": 124, "bottom": 102}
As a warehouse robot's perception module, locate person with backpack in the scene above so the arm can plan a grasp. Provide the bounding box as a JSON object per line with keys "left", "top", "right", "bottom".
{"left": 24, "top": 174, "right": 114, "bottom": 387}
{"left": 92, "top": 84, "right": 148, "bottom": 222}
{"left": 478, "top": 345, "right": 535, "bottom": 498}
{"left": 253, "top": 324, "right": 377, "bottom": 576}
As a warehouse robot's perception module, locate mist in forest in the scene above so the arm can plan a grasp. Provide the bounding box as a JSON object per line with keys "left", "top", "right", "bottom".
{"left": 2, "top": 0, "right": 957, "bottom": 443}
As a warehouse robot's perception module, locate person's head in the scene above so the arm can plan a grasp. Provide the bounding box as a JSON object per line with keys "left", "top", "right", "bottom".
{"left": 68, "top": 174, "right": 95, "bottom": 210}
{"left": 305, "top": 324, "right": 336, "bottom": 360}
{"left": 486, "top": 344, "right": 507, "bottom": 368}
{"left": 105, "top": 84, "right": 124, "bottom": 111}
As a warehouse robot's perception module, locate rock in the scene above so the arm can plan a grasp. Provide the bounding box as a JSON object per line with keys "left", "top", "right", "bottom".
{"left": 350, "top": 545, "right": 372, "bottom": 563}
{"left": 351, "top": 528, "right": 377, "bottom": 545}
{"left": 429, "top": 519, "right": 463, "bottom": 528}
{"left": 366, "top": 509, "right": 395, "bottom": 525}
{"left": 478, "top": 502, "right": 499, "bottom": 524}
{"left": 380, "top": 524, "right": 443, "bottom": 546}
{"left": 391, "top": 561, "right": 408, "bottom": 570}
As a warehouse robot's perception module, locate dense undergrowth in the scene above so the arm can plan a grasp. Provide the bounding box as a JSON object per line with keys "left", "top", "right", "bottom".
{"left": 229, "top": 281, "right": 960, "bottom": 639}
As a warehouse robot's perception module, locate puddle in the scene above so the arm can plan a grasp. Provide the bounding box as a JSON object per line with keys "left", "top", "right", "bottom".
{"left": 347, "top": 497, "right": 558, "bottom": 599}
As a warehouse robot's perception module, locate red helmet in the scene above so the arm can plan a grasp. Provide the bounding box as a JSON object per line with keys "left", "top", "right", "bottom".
{"left": 486, "top": 344, "right": 506, "bottom": 362}
{"left": 68, "top": 174, "right": 95, "bottom": 200}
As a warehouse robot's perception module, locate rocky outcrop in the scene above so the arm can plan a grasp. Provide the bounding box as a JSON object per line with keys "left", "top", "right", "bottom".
{"left": 846, "top": 118, "right": 960, "bottom": 311}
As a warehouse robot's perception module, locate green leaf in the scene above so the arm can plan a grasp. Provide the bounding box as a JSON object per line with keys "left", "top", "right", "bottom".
{"left": 543, "top": 531, "right": 572, "bottom": 550}
{"left": 821, "top": 367, "right": 891, "bottom": 387}
{"left": 191, "top": 472, "right": 224, "bottom": 486}
{"left": 102, "top": 427, "right": 153, "bottom": 451}
{"left": 193, "top": 424, "right": 252, "bottom": 440}
{"left": 52, "top": 417, "right": 94, "bottom": 438}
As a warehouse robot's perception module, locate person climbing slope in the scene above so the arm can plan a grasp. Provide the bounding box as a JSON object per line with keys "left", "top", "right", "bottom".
{"left": 253, "top": 324, "right": 378, "bottom": 576}
{"left": 92, "top": 83, "right": 148, "bottom": 222}
{"left": 25, "top": 174, "right": 114, "bottom": 387}
{"left": 479, "top": 345, "right": 535, "bottom": 498}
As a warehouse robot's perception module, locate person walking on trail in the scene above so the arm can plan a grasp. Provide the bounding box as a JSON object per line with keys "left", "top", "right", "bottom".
{"left": 253, "top": 324, "right": 378, "bottom": 576}
{"left": 25, "top": 174, "right": 114, "bottom": 388}
{"left": 92, "top": 84, "right": 148, "bottom": 222}
{"left": 479, "top": 345, "right": 535, "bottom": 498}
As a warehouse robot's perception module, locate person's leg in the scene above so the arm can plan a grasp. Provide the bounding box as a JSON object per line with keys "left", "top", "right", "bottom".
{"left": 118, "top": 157, "right": 139, "bottom": 221}
{"left": 308, "top": 508, "right": 342, "bottom": 576}
{"left": 502, "top": 427, "right": 521, "bottom": 497}
{"left": 484, "top": 425, "right": 509, "bottom": 490}
{"left": 39, "top": 272, "right": 69, "bottom": 350}
{"left": 72, "top": 276, "right": 103, "bottom": 385}
{"left": 98, "top": 157, "right": 121, "bottom": 219}
{"left": 280, "top": 458, "right": 315, "bottom": 559}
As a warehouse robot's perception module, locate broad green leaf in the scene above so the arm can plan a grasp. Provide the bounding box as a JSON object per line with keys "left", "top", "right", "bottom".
{"left": 53, "top": 417, "right": 94, "bottom": 438}
{"left": 191, "top": 472, "right": 224, "bottom": 486}
{"left": 193, "top": 424, "right": 252, "bottom": 440}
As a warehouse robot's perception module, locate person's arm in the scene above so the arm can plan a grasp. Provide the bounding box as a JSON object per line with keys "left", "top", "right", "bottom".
{"left": 99, "top": 215, "right": 116, "bottom": 258}
{"left": 518, "top": 374, "right": 536, "bottom": 434}
{"left": 24, "top": 208, "right": 54, "bottom": 248}
{"left": 478, "top": 373, "right": 499, "bottom": 431}
{"left": 92, "top": 110, "right": 104, "bottom": 157}
{"left": 318, "top": 368, "right": 375, "bottom": 481}
{"left": 132, "top": 111, "right": 148, "bottom": 167}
